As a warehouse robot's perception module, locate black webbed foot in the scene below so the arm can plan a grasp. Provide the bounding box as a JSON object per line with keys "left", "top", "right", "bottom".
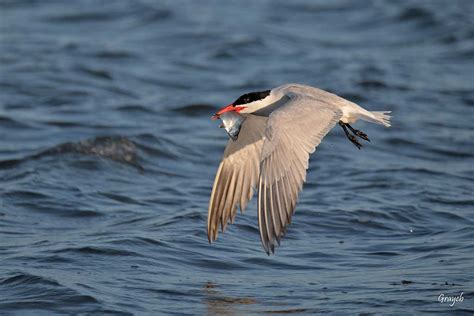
{"left": 347, "top": 133, "right": 362, "bottom": 149}
{"left": 346, "top": 124, "right": 370, "bottom": 142}
{"left": 339, "top": 121, "right": 364, "bottom": 149}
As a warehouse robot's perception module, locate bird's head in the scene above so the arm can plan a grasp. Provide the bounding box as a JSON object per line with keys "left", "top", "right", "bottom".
{"left": 211, "top": 90, "right": 272, "bottom": 120}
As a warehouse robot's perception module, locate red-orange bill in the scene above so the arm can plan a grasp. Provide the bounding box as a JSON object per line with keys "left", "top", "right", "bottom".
{"left": 211, "top": 104, "right": 234, "bottom": 120}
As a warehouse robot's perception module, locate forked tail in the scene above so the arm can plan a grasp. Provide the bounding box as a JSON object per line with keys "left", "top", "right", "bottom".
{"left": 369, "top": 111, "right": 391, "bottom": 127}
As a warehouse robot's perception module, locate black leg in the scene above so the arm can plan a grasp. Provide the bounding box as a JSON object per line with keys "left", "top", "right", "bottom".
{"left": 339, "top": 121, "right": 362, "bottom": 149}
{"left": 346, "top": 123, "right": 370, "bottom": 142}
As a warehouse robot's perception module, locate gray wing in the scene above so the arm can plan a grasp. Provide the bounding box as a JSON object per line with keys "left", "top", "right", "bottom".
{"left": 258, "top": 94, "right": 343, "bottom": 254}
{"left": 207, "top": 115, "right": 267, "bottom": 243}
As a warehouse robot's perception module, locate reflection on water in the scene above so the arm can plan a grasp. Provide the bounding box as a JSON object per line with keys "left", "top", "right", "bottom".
{"left": 204, "top": 282, "right": 257, "bottom": 316}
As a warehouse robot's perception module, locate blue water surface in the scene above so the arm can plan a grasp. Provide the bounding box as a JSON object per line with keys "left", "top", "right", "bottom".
{"left": 0, "top": 0, "right": 473, "bottom": 314}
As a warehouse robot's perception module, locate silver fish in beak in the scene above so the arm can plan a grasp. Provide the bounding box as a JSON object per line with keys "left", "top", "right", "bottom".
{"left": 217, "top": 111, "right": 245, "bottom": 141}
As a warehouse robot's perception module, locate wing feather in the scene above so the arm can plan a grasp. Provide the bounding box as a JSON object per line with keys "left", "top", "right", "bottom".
{"left": 258, "top": 94, "right": 343, "bottom": 254}
{"left": 208, "top": 91, "right": 344, "bottom": 252}
{"left": 207, "top": 115, "right": 267, "bottom": 243}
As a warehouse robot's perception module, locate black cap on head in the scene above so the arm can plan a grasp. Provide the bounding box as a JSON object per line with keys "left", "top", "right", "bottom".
{"left": 233, "top": 90, "right": 271, "bottom": 106}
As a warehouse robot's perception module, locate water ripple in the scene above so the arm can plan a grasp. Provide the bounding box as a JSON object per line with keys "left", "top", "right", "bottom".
{"left": 1, "top": 0, "right": 472, "bottom": 314}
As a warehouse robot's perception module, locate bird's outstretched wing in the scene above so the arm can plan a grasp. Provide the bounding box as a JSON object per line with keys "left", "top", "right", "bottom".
{"left": 258, "top": 94, "right": 343, "bottom": 254}
{"left": 207, "top": 115, "right": 267, "bottom": 242}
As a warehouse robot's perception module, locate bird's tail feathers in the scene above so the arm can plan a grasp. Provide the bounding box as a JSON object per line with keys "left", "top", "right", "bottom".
{"left": 368, "top": 111, "right": 391, "bottom": 127}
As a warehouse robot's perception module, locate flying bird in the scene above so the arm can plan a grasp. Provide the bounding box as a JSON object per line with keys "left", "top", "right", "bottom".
{"left": 208, "top": 84, "right": 391, "bottom": 254}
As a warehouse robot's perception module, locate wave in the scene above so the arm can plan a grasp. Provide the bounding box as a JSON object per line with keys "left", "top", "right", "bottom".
{"left": 171, "top": 104, "right": 216, "bottom": 117}
{"left": 0, "top": 273, "right": 99, "bottom": 311}
{"left": 0, "top": 136, "right": 142, "bottom": 170}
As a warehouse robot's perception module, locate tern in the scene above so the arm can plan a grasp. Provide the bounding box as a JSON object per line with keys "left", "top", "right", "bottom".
{"left": 208, "top": 84, "right": 391, "bottom": 254}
